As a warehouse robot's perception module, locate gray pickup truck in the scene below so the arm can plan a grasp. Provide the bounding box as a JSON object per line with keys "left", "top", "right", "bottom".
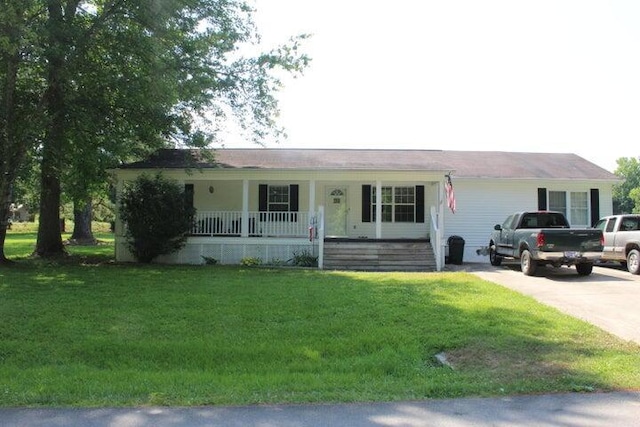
{"left": 489, "top": 211, "right": 604, "bottom": 276}
{"left": 593, "top": 214, "right": 640, "bottom": 274}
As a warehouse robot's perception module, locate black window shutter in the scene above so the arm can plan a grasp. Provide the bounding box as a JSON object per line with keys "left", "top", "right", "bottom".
{"left": 415, "top": 185, "right": 425, "bottom": 223}
{"left": 590, "top": 189, "right": 600, "bottom": 226}
{"left": 362, "top": 185, "right": 371, "bottom": 223}
{"left": 259, "top": 184, "right": 268, "bottom": 212}
{"left": 184, "top": 184, "right": 194, "bottom": 208}
{"left": 290, "top": 185, "right": 299, "bottom": 211}
{"left": 537, "top": 188, "right": 547, "bottom": 210}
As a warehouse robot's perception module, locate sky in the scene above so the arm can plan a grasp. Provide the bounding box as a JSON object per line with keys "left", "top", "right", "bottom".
{"left": 228, "top": 0, "right": 640, "bottom": 173}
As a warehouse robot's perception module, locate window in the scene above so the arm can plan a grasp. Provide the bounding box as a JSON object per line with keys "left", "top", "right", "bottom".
{"left": 372, "top": 186, "right": 415, "bottom": 223}
{"left": 621, "top": 217, "right": 640, "bottom": 231}
{"left": 548, "top": 190, "right": 589, "bottom": 226}
{"left": 394, "top": 186, "right": 415, "bottom": 222}
{"left": 268, "top": 185, "right": 289, "bottom": 212}
{"left": 570, "top": 192, "right": 588, "bottom": 226}
{"left": 549, "top": 191, "right": 567, "bottom": 216}
{"left": 502, "top": 214, "right": 515, "bottom": 229}
{"left": 259, "top": 184, "right": 299, "bottom": 221}
{"left": 541, "top": 187, "right": 598, "bottom": 227}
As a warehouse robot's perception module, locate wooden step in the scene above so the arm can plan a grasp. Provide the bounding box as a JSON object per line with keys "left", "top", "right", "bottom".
{"left": 323, "top": 239, "right": 437, "bottom": 272}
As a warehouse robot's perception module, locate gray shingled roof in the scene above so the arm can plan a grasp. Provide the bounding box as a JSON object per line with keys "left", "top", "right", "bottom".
{"left": 119, "top": 148, "right": 618, "bottom": 180}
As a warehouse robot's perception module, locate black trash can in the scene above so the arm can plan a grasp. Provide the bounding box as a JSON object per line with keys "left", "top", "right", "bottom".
{"left": 447, "top": 235, "right": 465, "bottom": 265}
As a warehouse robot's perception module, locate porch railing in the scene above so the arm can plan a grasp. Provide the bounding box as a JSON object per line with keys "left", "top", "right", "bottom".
{"left": 192, "top": 211, "right": 311, "bottom": 237}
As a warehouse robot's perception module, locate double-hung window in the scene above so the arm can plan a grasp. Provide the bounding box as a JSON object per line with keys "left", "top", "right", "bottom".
{"left": 259, "top": 184, "right": 299, "bottom": 221}
{"left": 548, "top": 190, "right": 589, "bottom": 226}
{"left": 268, "top": 185, "right": 289, "bottom": 212}
{"left": 371, "top": 186, "right": 416, "bottom": 223}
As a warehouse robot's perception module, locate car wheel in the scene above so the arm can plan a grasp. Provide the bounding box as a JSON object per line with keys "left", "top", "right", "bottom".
{"left": 521, "top": 250, "right": 537, "bottom": 276}
{"left": 576, "top": 263, "right": 593, "bottom": 276}
{"left": 627, "top": 249, "right": 640, "bottom": 275}
{"left": 489, "top": 245, "right": 502, "bottom": 266}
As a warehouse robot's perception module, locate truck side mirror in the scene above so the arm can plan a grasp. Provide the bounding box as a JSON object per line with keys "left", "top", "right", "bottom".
{"left": 494, "top": 224, "right": 502, "bottom": 231}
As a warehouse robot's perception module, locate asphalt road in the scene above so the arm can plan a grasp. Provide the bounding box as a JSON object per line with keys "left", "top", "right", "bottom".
{"left": 2, "top": 392, "right": 640, "bottom": 427}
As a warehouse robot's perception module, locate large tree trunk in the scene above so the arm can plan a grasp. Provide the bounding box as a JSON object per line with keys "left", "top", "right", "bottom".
{"left": 0, "top": 128, "right": 16, "bottom": 264}
{"left": 70, "top": 198, "right": 95, "bottom": 244}
{"left": 36, "top": 148, "right": 65, "bottom": 257}
{"left": 35, "top": 1, "right": 67, "bottom": 258}
{"left": 0, "top": 201, "right": 12, "bottom": 264}
{"left": 0, "top": 8, "right": 25, "bottom": 265}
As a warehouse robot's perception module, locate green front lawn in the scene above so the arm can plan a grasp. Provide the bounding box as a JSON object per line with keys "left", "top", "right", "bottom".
{"left": 1, "top": 232, "right": 639, "bottom": 407}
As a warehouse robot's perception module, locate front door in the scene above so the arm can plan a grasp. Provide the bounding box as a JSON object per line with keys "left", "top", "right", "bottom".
{"left": 325, "top": 187, "right": 348, "bottom": 237}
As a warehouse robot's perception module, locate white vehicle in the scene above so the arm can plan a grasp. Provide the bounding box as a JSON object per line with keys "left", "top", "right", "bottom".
{"left": 593, "top": 214, "right": 640, "bottom": 274}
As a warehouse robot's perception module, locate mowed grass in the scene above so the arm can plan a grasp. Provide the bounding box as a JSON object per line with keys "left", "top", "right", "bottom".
{"left": 1, "top": 232, "right": 639, "bottom": 407}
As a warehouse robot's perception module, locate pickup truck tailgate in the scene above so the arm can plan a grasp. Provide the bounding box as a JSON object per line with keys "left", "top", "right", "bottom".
{"left": 538, "top": 229, "right": 603, "bottom": 252}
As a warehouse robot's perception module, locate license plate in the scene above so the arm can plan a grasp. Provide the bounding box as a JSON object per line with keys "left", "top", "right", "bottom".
{"left": 564, "top": 251, "right": 580, "bottom": 258}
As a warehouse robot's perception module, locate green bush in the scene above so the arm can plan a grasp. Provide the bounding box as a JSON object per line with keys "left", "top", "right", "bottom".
{"left": 119, "top": 173, "right": 195, "bottom": 263}
{"left": 290, "top": 249, "right": 318, "bottom": 267}
{"left": 240, "top": 256, "right": 262, "bottom": 267}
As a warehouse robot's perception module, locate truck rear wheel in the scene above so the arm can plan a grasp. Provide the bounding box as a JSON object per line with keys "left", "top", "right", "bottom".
{"left": 521, "top": 250, "right": 537, "bottom": 276}
{"left": 576, "top": 263, "right": 593, "bottom": 276}
{"left": 489, "top": 245, "right": 502, "bottom": 266}
{"left": 627, "top": 249, "right": 640, "bottom": 275}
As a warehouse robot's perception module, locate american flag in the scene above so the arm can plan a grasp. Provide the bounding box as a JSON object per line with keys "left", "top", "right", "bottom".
{"left": 445, "top": 174, "right": 456, "bottom": 214}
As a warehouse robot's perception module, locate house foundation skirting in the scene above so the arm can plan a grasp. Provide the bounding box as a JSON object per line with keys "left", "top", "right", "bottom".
{"left": 115, "top": 236, "right": 319, "bottom": 265}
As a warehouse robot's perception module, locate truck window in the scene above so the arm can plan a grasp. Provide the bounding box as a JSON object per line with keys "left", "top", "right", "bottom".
{"left": 593, "top": 219, "right": 607, "bottom": 231}
{"left": 544, "top": 213, "right": 569, "bottom": 227}
{"left": 521, "top": 214, "right": 538, "bottom": 228}
{"left": 621, "top": 217, "right": 640, "bottom": 231}
{"left": 502, "top": 215, "right": 514, "bottom": 229}
{"left": 606, "top": 219, "right": 616, "bottom": 232}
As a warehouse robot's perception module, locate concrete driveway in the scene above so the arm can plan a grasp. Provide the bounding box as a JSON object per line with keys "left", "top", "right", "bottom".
{"left": 455, "top": 262, "right": 640, "bottom": 345}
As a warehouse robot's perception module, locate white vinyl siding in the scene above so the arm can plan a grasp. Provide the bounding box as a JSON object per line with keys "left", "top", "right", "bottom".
{"left": 443, "top": 180, "right": 612, "bottom": 263}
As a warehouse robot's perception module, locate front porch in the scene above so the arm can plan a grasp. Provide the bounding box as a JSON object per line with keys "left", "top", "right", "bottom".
{"left": 115, "top": 171, "right": 450, "bottom": 270}
{"left": 154, "top": 203, "right": 444, "bottom": 271}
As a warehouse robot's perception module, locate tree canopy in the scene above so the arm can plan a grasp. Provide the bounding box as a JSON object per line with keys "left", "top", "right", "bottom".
{"left": 614, "top": 157, "right": 640, "bottom": 214}
{"left": 0, "top": 0, "right": 309, "bottom": 262}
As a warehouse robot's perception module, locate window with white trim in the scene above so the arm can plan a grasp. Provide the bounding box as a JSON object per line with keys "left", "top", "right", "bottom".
{"left": 549, "top": 191, "right": 567, "bottom": 216}
{"left": 372, "top": 186, "right": 415, "bottom": 223}
{"left": 268, "top": 185, "right": 289, "bottom": 212}
{"left": 570, "top": 192, "right": 588, "bottom": 226}
{"left": 548, "top": 190, "right": 589, "bottom": 226}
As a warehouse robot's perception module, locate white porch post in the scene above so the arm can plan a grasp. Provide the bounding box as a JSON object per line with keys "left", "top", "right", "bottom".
{"left": 438, "top": 180, "right": 446, "bottom": 270}
{"left": 318, "top": 205, "right": 325, "bottom": 269}
{"left": 375, "top": 180, "right": 382, "bottom": 239}
{"left": 241, "top": 179, "right": 249, "bottom": 237}
{"left": 308, "top": 179, "right": 316, "bottom": 216}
